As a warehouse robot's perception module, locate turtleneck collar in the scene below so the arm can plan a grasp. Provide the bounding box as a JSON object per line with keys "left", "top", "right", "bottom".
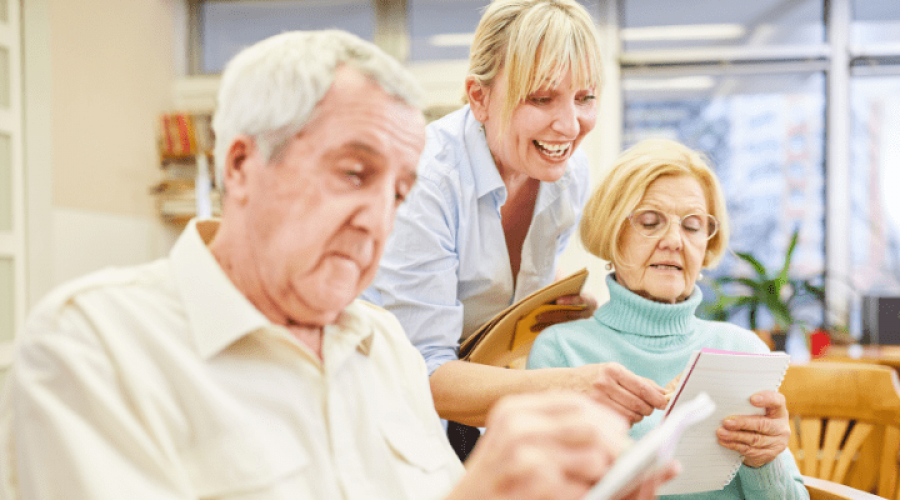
{"left": 594, "top": 274, "right": 703, "bottom": 346}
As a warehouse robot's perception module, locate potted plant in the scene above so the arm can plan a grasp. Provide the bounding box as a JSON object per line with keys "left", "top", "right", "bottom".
{"left": 701, "top": 228, "right": 824, "bottom": 352}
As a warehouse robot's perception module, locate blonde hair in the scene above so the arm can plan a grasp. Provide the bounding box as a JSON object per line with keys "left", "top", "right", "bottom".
{"left": 465, "top": 0, "right": 603, "bottom": 134}
{"left": 580, "top": 138, "right": 730, "bottom": 269}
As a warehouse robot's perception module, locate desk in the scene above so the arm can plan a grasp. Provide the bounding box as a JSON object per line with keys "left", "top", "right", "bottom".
{"left": 820, "top": 344, "right": 900, "bottom": 371}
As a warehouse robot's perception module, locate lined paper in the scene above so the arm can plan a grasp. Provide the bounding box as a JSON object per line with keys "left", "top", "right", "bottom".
{"left": 584, "top": 393, "right": 716, "bottom": 500}
{"left": 656, "top": 349, "right": 791, "bottom": 495}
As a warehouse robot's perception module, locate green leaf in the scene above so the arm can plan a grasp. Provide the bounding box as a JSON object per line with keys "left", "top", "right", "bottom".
{"left": 732, "top": 296, "right": 753, "bottom": 307}
{"left": 777, "top": 228, "right": 800, "bottom": 284}
{"left": 734, "top": 277, "right": 766, "bottom": 294}
{"left": 735, "top": 252, "right": 768, "bottom": 278}
{"left": 802, "top": 281, "right": 826, "bottom": 302}
{"left": 763, "top": 294, "right": 793, "bottom": 328}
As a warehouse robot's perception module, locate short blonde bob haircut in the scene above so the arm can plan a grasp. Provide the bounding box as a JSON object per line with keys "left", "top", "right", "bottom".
{"left": 580, "top": 138, "right": 730, "bottom": 269}
{"left": 465, "top": 0, "right": 603, "bottom": 134}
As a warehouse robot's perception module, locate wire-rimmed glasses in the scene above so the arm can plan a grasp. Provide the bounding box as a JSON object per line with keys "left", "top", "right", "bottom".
{"left": 627, "top": 208, "right": 719, "bottom": 243}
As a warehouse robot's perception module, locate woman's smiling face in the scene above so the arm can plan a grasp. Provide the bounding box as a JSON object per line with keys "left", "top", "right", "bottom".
{"left": 473, "top": 68, "right": 598, "bottom": 182}
{"left": 614, "top": 174, "right": 710, "bottom": 304}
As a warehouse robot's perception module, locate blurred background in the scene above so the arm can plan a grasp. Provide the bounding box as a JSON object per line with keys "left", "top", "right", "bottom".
{"left": 2, "top": 0, "right": 899, "bottom": 380}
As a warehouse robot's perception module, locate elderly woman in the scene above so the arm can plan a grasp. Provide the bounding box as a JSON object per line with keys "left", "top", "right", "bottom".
{"left": 527, "top": 138, "right": 808, "bottom": 499}
{"left": 363, "top": 0, "right": 667, "bottom": 458}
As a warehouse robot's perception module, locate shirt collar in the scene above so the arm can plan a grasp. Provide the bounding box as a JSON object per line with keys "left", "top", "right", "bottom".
{"left": 170, "top": 219, "right": 376, "bottom": 360}
{"left": 323, "top": 300, "right": 377, "bottom": 359}
{"left": 169, "top": 219, "right": 271, "bottom": 359}
{"left": 463, "top": 106, "right": 505, "bottom": 200}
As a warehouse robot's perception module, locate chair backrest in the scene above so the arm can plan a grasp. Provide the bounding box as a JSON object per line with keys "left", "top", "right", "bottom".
{"left": 803, "top": 476, "right": 885, "bottom": 500}
{"left": 781, "top": 361, "right": 900, "bottom": 499}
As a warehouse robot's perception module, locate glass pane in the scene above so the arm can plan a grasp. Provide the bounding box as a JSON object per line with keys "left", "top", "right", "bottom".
{"left": 852, "top": 0, "right": 900, "bottom": 46}
{"left": 623, "top": 71, "right": 826, "bottom": 331}
{"left": 848, "top": 74, "right": 900, "bottom": 336}
{"left": 0, "top": 133, "right": 9, "bottom": 232}
{"left": 0, "top": 47, "right": 9, "bottom": 110}
{"left": 622, "top": 0, "right": 824, "bottom": 52}
{"left": 200, "top": 0, "right": 375, "bottom": 74}
{"left": 408, "top": 0, "right": 490, "bottom": 62}
{"left": 0, "top": 258, "right": 13, "bottom": 344}
{"left": 407, "top": 0, "right": 602, "bottom": 62}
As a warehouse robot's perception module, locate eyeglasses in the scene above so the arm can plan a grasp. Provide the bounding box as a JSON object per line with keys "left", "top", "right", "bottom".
{"left": 627, "top": 208, "right": 719, "bottom": 242}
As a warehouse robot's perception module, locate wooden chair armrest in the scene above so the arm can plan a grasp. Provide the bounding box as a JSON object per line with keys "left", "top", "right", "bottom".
{"left": 802, "top": 476, "right": 883, "bottom": 500}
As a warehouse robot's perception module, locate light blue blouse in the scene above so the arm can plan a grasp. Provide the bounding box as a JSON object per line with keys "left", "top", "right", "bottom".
{"left": 362, "top": 105, "right": 590, "bottom": 375}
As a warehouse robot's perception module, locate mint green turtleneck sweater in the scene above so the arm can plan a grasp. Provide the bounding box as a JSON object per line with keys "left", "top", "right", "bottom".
{"left": 527, "top": 275, "right": 808, "bottom": 500}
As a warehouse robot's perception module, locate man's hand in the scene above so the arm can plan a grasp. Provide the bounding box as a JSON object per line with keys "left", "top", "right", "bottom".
{"left": 715, "top": 390, "right": 790, "bottom": 468}
{"left": 621, "top": 461, "right": 682, "bottom": 500}
{"left": 530, "top": 293, "right": 599, "bottom": 332}
{"left": 570, "top": 363, "right": 668, "bottom": 425}
{"left": 449, "top": 392, "right": 674, "bottom": 500}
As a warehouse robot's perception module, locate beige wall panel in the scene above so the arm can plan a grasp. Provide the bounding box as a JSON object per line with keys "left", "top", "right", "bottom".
{"left": 51, "top": 0, "right": 177, "bottom": 218}
{"left": 51, "top": 207, "right": 175, "bottom": 287}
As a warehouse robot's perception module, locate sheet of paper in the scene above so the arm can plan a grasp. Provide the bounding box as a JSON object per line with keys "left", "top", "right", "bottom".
{"left": 584, "top": 392, "right": 716, "bottom": 500}
{"left": 656, "top": 349, "right": 791, "bottom": 495}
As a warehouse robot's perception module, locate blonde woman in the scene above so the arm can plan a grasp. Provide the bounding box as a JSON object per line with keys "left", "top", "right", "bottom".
{"left": 528, "top": 138, "right": 808, "bottom": 500}
{"left": 363, "top": 0, "right": 667, "bottom": 459}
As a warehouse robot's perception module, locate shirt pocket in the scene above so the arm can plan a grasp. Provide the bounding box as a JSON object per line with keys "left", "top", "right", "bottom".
{"left": 379, "top": 413, "right": 450, "bottom": 473}
{"left": 184, "top": 432, "right": 311, "bottom": 499}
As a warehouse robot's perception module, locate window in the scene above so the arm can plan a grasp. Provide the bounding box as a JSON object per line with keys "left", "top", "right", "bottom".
{"left": 622, "top": 0, "right": 824, "bottom": 53}
{"left": 187, "top": 0, "right": 900, "bottom": 338}
{"left": 851, "top": 0, "right": 900, "bottom": 46}
{"left": 848, "top": 75, "right": 900, "bottom": 324}
{"left": 407, "top": 0, "right": 489, "bottom": 62}
{"left": 195, "top": 0, "right": 376, "bottom": 74}
{"left": 623, "top": 70, "right": 826, "bottom": 330}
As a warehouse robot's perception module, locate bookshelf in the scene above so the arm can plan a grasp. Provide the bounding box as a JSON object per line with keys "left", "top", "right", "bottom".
{"left": 152, "top": 112, "right": 219, "bottom": 226}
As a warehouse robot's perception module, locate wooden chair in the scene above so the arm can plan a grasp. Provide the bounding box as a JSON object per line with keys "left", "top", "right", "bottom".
{"left": 781, "top": 361, "right": 900, "bottom": 499}
{"left": 804, "top": 476, "right": 885, "bottom": 500}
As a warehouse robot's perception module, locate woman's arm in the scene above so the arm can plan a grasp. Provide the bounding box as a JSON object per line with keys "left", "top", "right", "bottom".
{"left": 431, "top": 360, "right": 667, "bottom": 427}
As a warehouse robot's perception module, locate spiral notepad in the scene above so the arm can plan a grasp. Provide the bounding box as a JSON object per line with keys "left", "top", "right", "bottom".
{"left": 584, "top": 392, "right": 716, "bottom": 500}
{"left": 656, "top": 348, "right": 791, "bottom": 495}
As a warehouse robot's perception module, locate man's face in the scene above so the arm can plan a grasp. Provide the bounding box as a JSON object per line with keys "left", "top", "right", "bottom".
{"left": 233, "top": 67, "right": 425, "bottom": 326}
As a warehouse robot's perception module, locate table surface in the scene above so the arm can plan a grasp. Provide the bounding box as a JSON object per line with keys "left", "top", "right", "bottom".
{"left": 820, "top": 344, "right": 900, "bottom": 369}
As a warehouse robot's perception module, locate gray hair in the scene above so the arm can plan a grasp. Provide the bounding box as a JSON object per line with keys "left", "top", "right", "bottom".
{"left": 212, "top": 30, "right": 424, "bottom": 187}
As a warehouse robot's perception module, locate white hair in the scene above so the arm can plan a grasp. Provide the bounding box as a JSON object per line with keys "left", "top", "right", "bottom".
{"left": 212, "top": 30, "right": 424, "bottom": 188}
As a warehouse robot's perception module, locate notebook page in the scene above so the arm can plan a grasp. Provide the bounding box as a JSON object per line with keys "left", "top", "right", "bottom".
{"left": 656, "top": 350, "right": 791, "bottom": 495}
{"left": 583, "top": 393, "right": 716, "bottom": 500}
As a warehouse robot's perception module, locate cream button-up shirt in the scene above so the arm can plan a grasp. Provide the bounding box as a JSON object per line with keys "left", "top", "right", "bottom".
{"left": 0, "top": 219, "right": 463, "bottom": 500}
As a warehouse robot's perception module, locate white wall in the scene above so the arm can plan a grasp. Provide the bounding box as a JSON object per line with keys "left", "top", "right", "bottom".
{"left": 50, "top": 208, "right": 176, "bottom": 286}
{"left": 24, "top": 0, "right": 184, "bottom": 307}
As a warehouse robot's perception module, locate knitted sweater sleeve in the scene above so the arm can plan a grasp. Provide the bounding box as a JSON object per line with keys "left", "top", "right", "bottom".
{"left": 735, "top": 449, "right": 809, "bottom": 500}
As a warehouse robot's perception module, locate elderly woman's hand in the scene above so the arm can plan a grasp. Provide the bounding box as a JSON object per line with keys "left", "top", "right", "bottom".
{"left": 663, "top": 372, "right": 683, "bottom": 403}
{"left": 715, "top": 390, "right": 790, "bottom": 468}
{"left": 571, "top": 363, "right": 668, "bottom": 424}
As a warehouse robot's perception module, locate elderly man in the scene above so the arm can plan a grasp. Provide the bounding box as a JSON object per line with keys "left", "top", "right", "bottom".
{"left": 0, "top": 31, "right": 671, "bottom": 500}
